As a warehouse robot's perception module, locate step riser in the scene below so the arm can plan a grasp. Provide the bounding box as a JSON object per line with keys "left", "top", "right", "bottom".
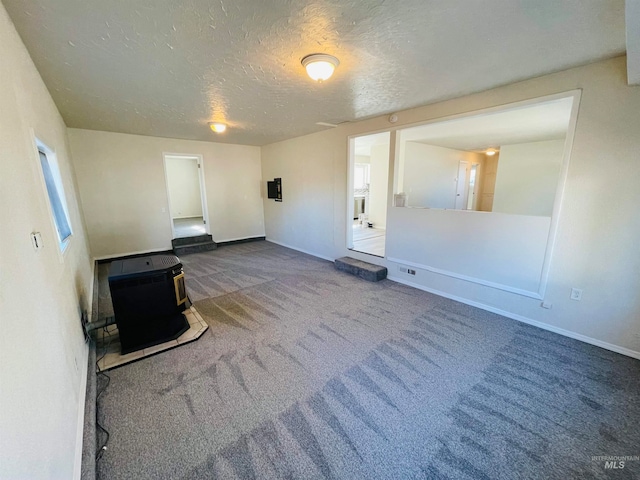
{"left": 335, "top": 257, "right": 387, "bottom": 282}
{"left": 172, "top": 234, "right": 213, "bottom": 247}
{"left": 174, "top": 242, "right": 217, "bottom": 256}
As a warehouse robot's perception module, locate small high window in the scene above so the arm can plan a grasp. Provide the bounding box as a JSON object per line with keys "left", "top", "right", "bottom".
{"left": 37, "top": 143, "right": 72, "bottom": 251}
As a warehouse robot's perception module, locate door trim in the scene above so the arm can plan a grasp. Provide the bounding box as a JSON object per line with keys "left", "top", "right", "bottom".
{"left": 162, "top": 153, "right": 210, "bottom": 238}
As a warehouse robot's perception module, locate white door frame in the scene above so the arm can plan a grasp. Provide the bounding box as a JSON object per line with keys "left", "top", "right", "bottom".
{"left": 347, "top": 132, "right": 392, "bottom": 255}
{"left": 346, "top": 138, "right": 356, "bottom": 249}
{"left": 162, "top": 153, "right": 211, "bottom": 238}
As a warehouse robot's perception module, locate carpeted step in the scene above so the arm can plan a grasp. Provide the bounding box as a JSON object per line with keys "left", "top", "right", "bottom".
{"left": 174, "top": 241, "right": 217, "bottom": 256}
{"left": 172, "top": 234, "right": 213, "bottom": 248}
{"left": 335, "top": 257, "right": 387, "bottom": 282}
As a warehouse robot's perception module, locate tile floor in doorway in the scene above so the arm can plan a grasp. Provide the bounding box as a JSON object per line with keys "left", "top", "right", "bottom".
{"left": 352, "top": 220, "right": 385, "bottom": 257}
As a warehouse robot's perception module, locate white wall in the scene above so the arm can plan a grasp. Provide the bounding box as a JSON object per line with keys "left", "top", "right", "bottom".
{"left": 261, "top": 56, "right": 640, "bottom": 358}
{"left": 68, "top": 129, "right": 265, "bottom": 258}
{"left": 0, "top": 4, "right": 94, "bottom": 479}
{"left": 165, "top": 156, "right": 203, "bottom": 219}
{"left": 386, "top": 208, "right": 551, "bottom": 292}
{"left": 493, "top": 139, "right": 565, "bottom": 216}
{"left": 368, "top": 143, "right": 389, "bottom": 228}
{"left": 262, "top": 132, "right": 342, "bottom": 259}
{"left": 402, "top": 142, "right": 482, "bottom": 208}
{"left": 389, "top": 145, "right": 555, "bottom": 294}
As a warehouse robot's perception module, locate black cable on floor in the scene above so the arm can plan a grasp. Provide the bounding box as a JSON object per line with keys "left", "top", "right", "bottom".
{"left": 95, "top": 318, "right": 113, "bottom": 461}
{"left": 95, "top": 422, "right": 110, "bottom": 462}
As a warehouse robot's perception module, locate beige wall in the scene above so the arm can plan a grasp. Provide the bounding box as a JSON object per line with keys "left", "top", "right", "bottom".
{"left": 68, "top": 129, "right": 265, "bottom": 258}
{"left": 262, "top": 132, "right": 342, "bottom": 259}
{"left": 478, "top": 153, "right": 498, "bottom": 211}
{"left": 262, "top": 56, "right": 640, "bottom": 358}
{"left": 493, "top": 139, "right": 565, "bottom": 216}
{"left": 0, "top": 4, "right": 94, "bottom": 479}
{"left": 401, "top": 142, "right": 483, "bottom": 208}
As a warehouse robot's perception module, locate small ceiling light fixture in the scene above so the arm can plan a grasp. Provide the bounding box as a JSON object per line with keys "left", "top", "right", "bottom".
{"left": 209, "top": 122, "right": 227, "bottom": 133}
{"left": 485, "top": 148, "right": 497, "bottom": 156}
{"left": 302, "top": 53, "right": 340, "bottom": 82}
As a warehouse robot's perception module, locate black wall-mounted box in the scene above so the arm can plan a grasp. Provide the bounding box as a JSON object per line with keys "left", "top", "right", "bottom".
{"left": 267, "top": 177, "right": 282, "bottom": 201}
{"left": 267, "top": 181, "right": 277, "bottom": 199}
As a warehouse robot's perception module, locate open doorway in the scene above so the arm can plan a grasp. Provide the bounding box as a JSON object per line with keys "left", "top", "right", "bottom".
{"left": 455, "top": 161, "right": 482, "bottom": 210}
{"left": 348, "top": 132, "right": 390, "bottom": 257}
{"left": 163, "top": 154, "right": 209, "bottom": 238}
{"left": 466, "top": 163, "right": 480, "bottom": 210}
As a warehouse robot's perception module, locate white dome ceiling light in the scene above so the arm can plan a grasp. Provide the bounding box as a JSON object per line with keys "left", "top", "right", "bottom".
{"left": 208, "top": 122, "right": 227, "bottom": 133}
{"left": 302, "top": 54, "right": 340, "bottom": 82}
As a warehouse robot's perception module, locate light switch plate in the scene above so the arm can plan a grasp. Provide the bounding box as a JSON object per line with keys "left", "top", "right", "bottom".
{"left": 31, "top": 232, "right": 43, "bottom": 251}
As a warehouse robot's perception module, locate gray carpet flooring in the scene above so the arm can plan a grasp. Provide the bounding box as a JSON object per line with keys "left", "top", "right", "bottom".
{"left": 96, "top": 241, "right": 640, "bottom": 479}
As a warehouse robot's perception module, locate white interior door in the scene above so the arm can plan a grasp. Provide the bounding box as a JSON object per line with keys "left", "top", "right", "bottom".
{"left": 455, "top": 161, "right": 469, "bottom": 209}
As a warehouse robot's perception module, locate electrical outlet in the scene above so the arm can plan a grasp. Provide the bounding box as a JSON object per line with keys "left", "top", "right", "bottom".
{"left": 570, "top": 288, "right": 583, "bottom": 301}
{"left": 398, "top": 266, "right": 416, "bottom": 275}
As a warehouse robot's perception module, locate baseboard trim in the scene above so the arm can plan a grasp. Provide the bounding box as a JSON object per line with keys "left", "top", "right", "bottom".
{"left": 265, "top": 238, "right": 335, "bottom": 262}
{"left": 95, "top": 248, "right": 173, "bottom": 264}
{"left": 88, "top": 261, "right": 96, "bottom": 323}
{"left": 387, "top": 274, "right": 640, "bottom": 360}
{"left": 217, "top": 236, "right": 266, "bottom": 246}
{"left": 73, "top": 343, "right": 90, "bottom": 480}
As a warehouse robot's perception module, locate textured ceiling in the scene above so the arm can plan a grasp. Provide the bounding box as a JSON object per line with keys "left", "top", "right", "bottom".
{"left": 3, "top": 0, "right": 626, "bottom": 146}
